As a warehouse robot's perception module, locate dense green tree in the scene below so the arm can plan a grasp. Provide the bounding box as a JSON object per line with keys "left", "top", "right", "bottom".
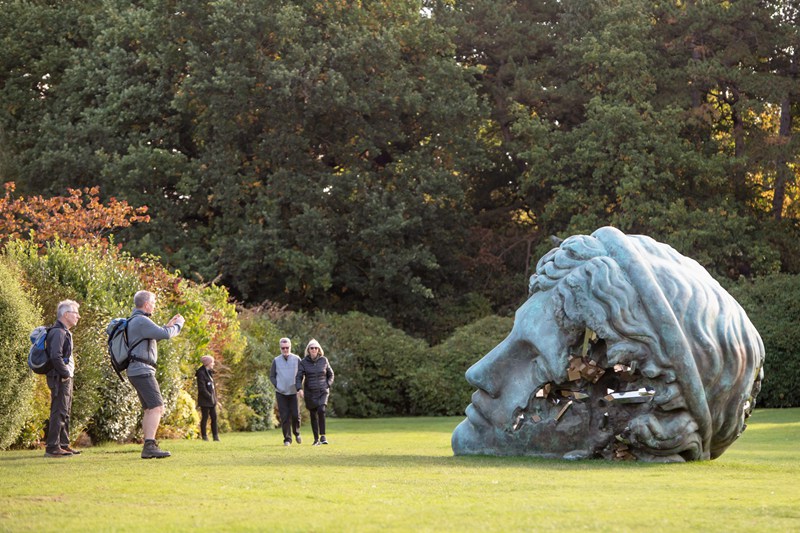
{"left": 647, "top": 0, "right": 799, "bottom": 276}
{"left": 0, "top": 0, "right": 100, "bottom": 187}
{"left": 3, "top": 0, "right": 489, "bottom": 338}
{"left": 441, "top": 0, "right": 800, "bottom": 281}
{"left": 311, "top": 311, "right": 429, "bottom": 418}
{"left": 518, "top": 0, "right": 772, "bottom": 276}
{"left": 3, "top": 0, "right": 800, "bottom": 343}
{"left": 763, "top": 1, "right": 800, "bottom": 220}
{"left": 431, "top": 0, "right": 571, "bottom": 309}
{"left": 168, "top": 0, "right": 488, "bottom": 337}
{"left": 661, "top": 0, "right": 783, "bottom": 199}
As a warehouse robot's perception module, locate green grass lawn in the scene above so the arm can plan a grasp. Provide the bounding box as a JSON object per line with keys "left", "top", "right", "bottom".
{"left": 1, "top": 409, "right": 798, "bottom": 532}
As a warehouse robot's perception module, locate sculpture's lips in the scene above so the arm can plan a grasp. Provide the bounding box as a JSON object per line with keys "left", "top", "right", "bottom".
{"left": 465, "top": 402, "right": 491, "bottom": 428}
{"left": 466, "top": 388, "right": 508, "bottom": 429}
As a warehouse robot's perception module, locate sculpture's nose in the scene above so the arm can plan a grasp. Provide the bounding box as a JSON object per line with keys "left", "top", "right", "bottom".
{"left": 465, "top": 339, "right": 511, "bottom": 399}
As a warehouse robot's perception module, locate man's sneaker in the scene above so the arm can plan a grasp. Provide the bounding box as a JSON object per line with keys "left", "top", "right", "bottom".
{"left": 202, "top": 436, "right": 209, "bottom": 441}
{"left": 213, "top": 436, "right": 220, "bottom": 441}
{"left": 320, "top": 436, "right": 329, "bottom": 445}
{"left": 312, "top": 440, "right": 321, "bottom": 446}
{"left": 62, "top": 446, "right": 81, "bottom": 455}
{"left": 284, "top": 440, "right": 291, "bottom": 446}
{"left": 295, "top": 434, "right": 302, "bottom": 444}
{"left": 141, "top": 440, "right": 171, "bottom": 459}
{"left": 44, "top": 448, "right": 72, "bottom": 458}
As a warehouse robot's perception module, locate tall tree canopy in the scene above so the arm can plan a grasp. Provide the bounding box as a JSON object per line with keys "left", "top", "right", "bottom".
{"left": 1, "top": 0, "right": 490, "bottom": 338}
{"left": 438, "top": 0, "right": 800, "bottom": 278}
{"left": 2, "top": 0, "right": 800, "bottom": 339}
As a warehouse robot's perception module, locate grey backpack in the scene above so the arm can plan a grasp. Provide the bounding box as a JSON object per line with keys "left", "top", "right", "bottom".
{"left": 107, "top": 317, "right": 149, "bottom": 381}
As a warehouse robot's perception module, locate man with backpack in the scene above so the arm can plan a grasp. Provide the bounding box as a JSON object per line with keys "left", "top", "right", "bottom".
{"left": 126, "top": 290, "right": 184, "bottom": 459}
{"left": 44, "top": 300, "right": 81, "bottom": 458}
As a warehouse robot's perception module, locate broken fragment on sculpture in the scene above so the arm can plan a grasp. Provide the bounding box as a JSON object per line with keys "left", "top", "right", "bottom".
{"left": 452, "top": 226, "right": 765, "bottom": 462}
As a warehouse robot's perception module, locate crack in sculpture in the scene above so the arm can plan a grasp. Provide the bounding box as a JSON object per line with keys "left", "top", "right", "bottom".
{"left": 452, "top": 227, "right": 764, "bottom": 462}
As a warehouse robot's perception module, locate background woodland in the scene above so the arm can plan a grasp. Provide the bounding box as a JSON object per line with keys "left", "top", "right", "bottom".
{"left": 1, "top": 0, "right": 799, "bottom": 447}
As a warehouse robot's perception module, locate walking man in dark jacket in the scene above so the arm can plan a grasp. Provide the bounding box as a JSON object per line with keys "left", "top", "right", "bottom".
{"left": 44, "top": 300, "right": 81, "bottom": 458}
{"left": 270, "top": 338, "right": 302, "bottom": 446}
{"left": 196, "top": 355, "right": 219, "bottom": 441}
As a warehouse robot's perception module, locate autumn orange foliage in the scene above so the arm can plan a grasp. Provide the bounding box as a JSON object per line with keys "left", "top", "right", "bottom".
{"left": 0, "top": 182, "right": 149, "bottom": 248}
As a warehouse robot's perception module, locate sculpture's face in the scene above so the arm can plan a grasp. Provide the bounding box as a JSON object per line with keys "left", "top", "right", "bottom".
{"left": 452, "top": 288, "right": 597, "bottom": 458}
{"left": 452, "top": 228, "right": 764, "bottom": 461}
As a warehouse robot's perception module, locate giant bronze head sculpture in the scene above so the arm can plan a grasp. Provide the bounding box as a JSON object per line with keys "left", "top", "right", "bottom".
{"left": 452, "top": 227, "right": 764, "bottom": 462}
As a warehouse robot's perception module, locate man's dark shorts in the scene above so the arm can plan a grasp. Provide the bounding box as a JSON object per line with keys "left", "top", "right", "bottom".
{"left": 128, "top": 374, "right": 164, "bottom": 409}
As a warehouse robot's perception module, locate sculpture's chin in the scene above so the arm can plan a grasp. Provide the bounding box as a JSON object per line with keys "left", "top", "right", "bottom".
{"left": 452, "top": 402, "right": 596, "bottom": 458}
{"left": 451, "top": 418, "right": 486, "bottom": 456}
{"left": 452, "top": 404, "right": 514, "bottom": 456}
{"left": 451, "top": 416, "right": 526, "bottom": 456}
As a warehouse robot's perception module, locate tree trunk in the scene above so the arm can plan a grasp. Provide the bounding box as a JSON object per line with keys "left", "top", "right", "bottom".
{"left": 772, "top": 54, "right": 797, "bottom": 220}
{"left": 731, "top": 88, "right": 748, "bottom": 202}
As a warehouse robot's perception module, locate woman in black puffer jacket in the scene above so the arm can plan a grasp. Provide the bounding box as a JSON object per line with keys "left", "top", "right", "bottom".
{"left": 296, "top": 339, "right": 334, "bottom": 445}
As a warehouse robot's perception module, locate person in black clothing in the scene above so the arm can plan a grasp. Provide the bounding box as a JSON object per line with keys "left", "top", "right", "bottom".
{"left": 196, "top": 355, "right": 219, "bottom": 441}
{"left": 295, "top": 339, "right": 334, "bottom": 445}
{"left": 44, "top": 300, "right": 81, "bottom": 458}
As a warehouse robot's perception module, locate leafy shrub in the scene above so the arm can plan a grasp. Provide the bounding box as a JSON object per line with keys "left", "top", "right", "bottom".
{"left": 243, "top": 373, "right": 278, "bottom": 430}
{"left": 0, "top": 181, "right": 149, "bottom": 248}
{"left": 160, "top": 389, "right": 200, "bottom": 439}
{"left": 4, "top": 239, "right": 245, "bottom": 443}
{"left": 173, "top": 281, "right": 246, "bottom": 376}
{"left": 223, "top": 401, "right": 257, "bottom": 432}
{"left": 0, "top": 260, "right": 41, "bottom": 449}
{"left": 85, "top": 374, "right": 141, "bottom": 443}
{"left": 150, "top": 275, "right": 245, "bottom": 440}
{"left": 7, "top": 239, "right": 146, "bottom": 442}
{"left": 314, "top": 312, "right": 429, "bottom": 417}
{"left": 14, "top": 378, "right": 51, "bottom": 448}
{"left": 728, "top": 274, "right": 800, "bottom": 407}
{"left": 6, "top": 239, "right": 138, "bottom": 442}
{"left": 409, "top": 315, "right": 513, "bottom": 415}
{"left": 231, "top": 309, "right": 286, "bottom": 431}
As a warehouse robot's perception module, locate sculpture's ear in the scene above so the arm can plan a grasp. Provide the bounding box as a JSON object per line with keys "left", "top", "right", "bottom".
{"left": 549, "top": 235, "right": 563, "bottom": 247}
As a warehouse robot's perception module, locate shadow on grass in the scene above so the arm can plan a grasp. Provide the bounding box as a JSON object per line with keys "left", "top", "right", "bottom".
{"left": 202, "top": 450, "right": 669, "bottom": 471}
{"left": 0, "top": 447, "right": 142, "bottom": 463}
{"left": 0, "top": 453, "right": 46, "bottom": 463}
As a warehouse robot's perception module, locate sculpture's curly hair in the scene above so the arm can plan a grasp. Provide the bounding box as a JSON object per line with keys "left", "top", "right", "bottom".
{"left": 529, "top": 227, "right": 764, "bottom": 460}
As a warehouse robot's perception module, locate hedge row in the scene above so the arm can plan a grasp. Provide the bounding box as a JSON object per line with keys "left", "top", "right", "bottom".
{"left": 2, "top": 239, "right": 796, "bottom": 451}
{"left": 266, "top": 277, "right": 800, "bottom": 417}
{"left": 728, "top": 274, "right": 800, "bottom": 408}
{"left": 0, "top": 259, "right": 40, "bottom": 449}
{"left": 0, "top": 239, "right": 246, "bottom": 449}
{"left": 267, "top": 311, "right": 513, "bottom": 418}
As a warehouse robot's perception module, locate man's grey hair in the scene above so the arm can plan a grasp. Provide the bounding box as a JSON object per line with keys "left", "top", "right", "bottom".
{"left": 134, "top": 290, "right": 155, "bottom": 309}
{"left": 279, "top": 337, "right": 291, "bottom": 346}
{"left": 56, "top": 299, "right": 80, "bottom": 319}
